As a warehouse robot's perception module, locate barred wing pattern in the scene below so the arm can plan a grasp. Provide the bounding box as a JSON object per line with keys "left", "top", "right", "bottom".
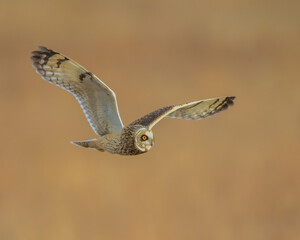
{"left": 31, "top": 46, "right": 123, "bottom": 136}
{"left": 136, "top": 96, "right": 235, "bottom": 130}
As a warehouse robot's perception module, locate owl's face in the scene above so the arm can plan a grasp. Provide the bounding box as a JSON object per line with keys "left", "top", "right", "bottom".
{"left": 134, "top": 128, "right": 154, "bottom": 152}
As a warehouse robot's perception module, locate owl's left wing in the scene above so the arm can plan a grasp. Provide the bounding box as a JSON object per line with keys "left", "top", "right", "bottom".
{"left": 129, "top": 96, "right": 235, "bottom": 129}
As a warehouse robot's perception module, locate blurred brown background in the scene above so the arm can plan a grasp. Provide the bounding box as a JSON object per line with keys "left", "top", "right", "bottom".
{"left": 0, "top": 0, "right": 299, "bottom": 239}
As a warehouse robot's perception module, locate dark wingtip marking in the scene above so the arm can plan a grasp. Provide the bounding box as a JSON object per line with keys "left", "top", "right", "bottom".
{"left": 30, "top": 55, "right": 40, "bottom": 61}
{"left": 38, "top": 46, "right": 49, "bottom": 51}
{"left": 32, "top": 62, "right": 42, "bottom": 70}
{"left": 215, "top": 96, "right": 236, "bottom": 111}
{"left": 31, "top": 50, "right": 41, "bottom": 56}
{"left": 37, "top": 46, "right": 57, "bottom": 55}
{"left": 227, "top": 96, "right": 235, "bottom": 106}
{"left": 209, "top": 98, "right": 219, "bottom": 108}
{"left": 56, "top": 57, "right": 69, "bottom": 67}
{"left": 31, "top": 46, "right": 58, "bottom": 65}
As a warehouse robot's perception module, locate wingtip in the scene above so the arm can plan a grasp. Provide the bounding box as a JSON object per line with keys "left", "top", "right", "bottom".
{"left": 38, "top": 45, "right": 47, "bottom": 50}
{"left": 30, "top": 46, "right": 58, "bottom": 68}
{"left": 227, "top": 96, "right": 236, "bottom": 106}
{"left": 31, "top": 46, "right": 56, "bottom": 55}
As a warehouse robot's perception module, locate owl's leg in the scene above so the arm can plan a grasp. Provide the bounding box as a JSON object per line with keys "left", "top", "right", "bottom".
{"left": 71, "top": 139, "right": 104, "bottom": 152}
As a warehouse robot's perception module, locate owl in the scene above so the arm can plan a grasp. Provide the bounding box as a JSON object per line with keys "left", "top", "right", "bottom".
{"left": 31, "top": 46, "right": 235, "bottom": 155}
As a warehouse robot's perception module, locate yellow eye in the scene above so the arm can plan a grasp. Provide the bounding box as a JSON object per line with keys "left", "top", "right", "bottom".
{"left": 141, "top": 135, "right": 148, "bottom": 141}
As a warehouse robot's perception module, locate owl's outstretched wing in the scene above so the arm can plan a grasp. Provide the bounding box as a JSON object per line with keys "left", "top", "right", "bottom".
{"left": 129, "top": 96, "right": 235, "bottom": 129}
{"left": 31, "top": 46, "right": 123, "bottom": 136}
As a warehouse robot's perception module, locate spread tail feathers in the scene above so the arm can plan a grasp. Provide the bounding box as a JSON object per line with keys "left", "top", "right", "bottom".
{"left": 71, "top": 139, "right": 104, "bottom": 151}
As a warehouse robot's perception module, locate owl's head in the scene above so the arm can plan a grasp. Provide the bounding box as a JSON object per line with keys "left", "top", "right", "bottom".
{"left": 134, "top": 128, "right": 154, "bottom": 152}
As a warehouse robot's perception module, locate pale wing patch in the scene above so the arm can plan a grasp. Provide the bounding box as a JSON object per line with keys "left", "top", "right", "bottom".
{"left": 167, "top": 96, "right": 235, "bottom": 120}
{"left": 31, "top": 46, "right": 123, "bottom": 136}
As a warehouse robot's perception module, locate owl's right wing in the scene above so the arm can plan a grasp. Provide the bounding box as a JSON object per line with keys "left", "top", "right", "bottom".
{"left": 31, "top": 46, "right": 123, "bottom": 136}
{"left": 129, "top": 96, "right": 235, "bottom": 129}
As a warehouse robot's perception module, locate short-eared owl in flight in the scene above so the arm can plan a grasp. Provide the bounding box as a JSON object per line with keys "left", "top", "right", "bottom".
{"left": 31, "top": 46, "right": 235, "bottom": 155}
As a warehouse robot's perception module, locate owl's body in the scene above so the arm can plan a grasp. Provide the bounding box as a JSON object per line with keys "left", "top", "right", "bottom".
{"left": 31, "top": 46, "right": 235, "bottom": 156}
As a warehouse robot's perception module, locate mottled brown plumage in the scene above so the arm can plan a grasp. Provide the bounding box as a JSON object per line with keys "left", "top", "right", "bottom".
{"left": 31, "top": 46, "right": 235, "bottom": 155}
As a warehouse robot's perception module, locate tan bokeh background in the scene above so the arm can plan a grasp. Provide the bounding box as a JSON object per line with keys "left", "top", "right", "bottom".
{"left": 0, "top": 0, "right": 299, "bottom": 239}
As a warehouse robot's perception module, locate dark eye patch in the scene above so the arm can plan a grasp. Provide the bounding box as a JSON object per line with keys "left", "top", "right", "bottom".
{"left": 141, "top": 135, "right": 148, "bottom": 141}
